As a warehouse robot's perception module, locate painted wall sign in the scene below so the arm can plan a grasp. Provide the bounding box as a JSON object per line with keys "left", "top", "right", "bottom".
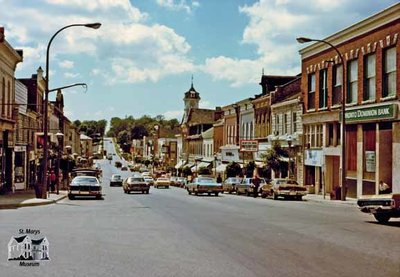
{"left": 344, "top": 104, "right": 397, "bottom": 123}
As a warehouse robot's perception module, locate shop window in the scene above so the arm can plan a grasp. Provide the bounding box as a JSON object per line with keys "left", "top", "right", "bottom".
{"left": 14, "top": 151, "right": 25, "bottom": 183}
{"left": 332, "top": 64, "right": 343, "bottom": 106}
{"left": 283, "top": 113, "right": 287, "bottom": 134}
{"left": 383, "top": 47, "right": 396, "bottom": 98}
{"left": 347, "top": 60, "right": 358, "bottom": 104}
{"left": 308, "top": 73, "right": 316, "bottom": 110}
{"left": 316, "top": 125, "right": 323, "bottom": 147}
{"left": 319, "top": 69, "right": 328, "bottom": 108}
{"left": 346, "top": 126, "right": 357, "bottom": 172}
{"left": 327, "top": 123, "right": 334, "bottom": 146}
{"left": 363, "top": 54, "right": 376, "bottom": 101}
{"left": 292, "top": 112, "right": 297, "bottom": 133}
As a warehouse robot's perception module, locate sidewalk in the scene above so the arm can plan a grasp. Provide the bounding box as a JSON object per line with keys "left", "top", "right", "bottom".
{"left": 0, "top": 189, "right": 67, "bottom": 209}
{"left": 304, "top": 193, "right": 358, "bottom": 206}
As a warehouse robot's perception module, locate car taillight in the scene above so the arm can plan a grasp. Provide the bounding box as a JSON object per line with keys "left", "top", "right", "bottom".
{"left": 391, "top": 199, "right": 396, "bottom": 208}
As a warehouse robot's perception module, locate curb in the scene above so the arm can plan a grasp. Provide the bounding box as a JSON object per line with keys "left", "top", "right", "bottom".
{"left": 304, "top": 197, "right": 357, "bottom": 206}
{"left": 0, "top": 194, "right": 67, "bottom": 210}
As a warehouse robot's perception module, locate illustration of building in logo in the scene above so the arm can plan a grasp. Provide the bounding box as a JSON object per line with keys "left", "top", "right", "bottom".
{"left": 8, "top": 235, "right": 50, "bottom": 261}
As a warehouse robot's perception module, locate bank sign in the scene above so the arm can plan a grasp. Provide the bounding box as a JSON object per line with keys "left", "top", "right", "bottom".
{"left": 344, "top": 104, "right": 397, "bottom": 123}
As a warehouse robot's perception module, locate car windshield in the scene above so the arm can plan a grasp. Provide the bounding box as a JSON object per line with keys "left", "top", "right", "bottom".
{"left": 112, "top": 175, "right": 121, "bottom": 180}
{"left": 72, "top": 177, "right": 98, "bottom": 184}
{"left": 158, "top": 178, "right": 168, "bottom": 181}
{"left": 129, "top": 177, "right": 145, "bottom": 182}
{"left": 229, "top": 178, "right": 241, "bottom": 182}
{"left": 198, "top": 178, "right": 215, "bottom": 183}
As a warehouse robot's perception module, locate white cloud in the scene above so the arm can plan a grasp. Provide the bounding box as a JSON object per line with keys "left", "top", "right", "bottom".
{"left": 199, "top": 100, "right": 214, "bottom": 109}
{"left": 201, "top": 0, "right": 390, "bottom": 87}
{"left": 163, "top": 110, "right": 183, "bottom": 120}
{"left": 64, "top": 72, "right": 80, "bottom": 78}
{"left": 156, "top": 0, "right": 199, "bottom": 14}
{"left": 59, "top": 60, "right": 74, "bottom": 69}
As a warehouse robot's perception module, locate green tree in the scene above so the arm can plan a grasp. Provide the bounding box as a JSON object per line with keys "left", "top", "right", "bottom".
{"left": 226, "top": 162, "right": 242, "bottom": 177}
{"left": 245, "top": 160, "right": 256, "bottom": 177}
{"left": 198, "top": 167, "right": 211, "bottom": 175}
{"left": 261, "top": 141, "right": 288, "bottom": 177}
{"left": 182, "top": 166, "right": 193, "bottom": 177}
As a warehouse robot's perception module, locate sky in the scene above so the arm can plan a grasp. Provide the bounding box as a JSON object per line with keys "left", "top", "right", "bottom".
{"left": 0, "top": 0, "right": 398, "bottom": 123}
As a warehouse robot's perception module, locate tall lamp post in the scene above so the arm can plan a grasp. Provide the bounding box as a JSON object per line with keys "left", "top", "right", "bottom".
{"left": 297, "top": 37, "right": 346, "bottom": 201}
{"left": 41, "top": 22, "right": 101, "bottom": 199}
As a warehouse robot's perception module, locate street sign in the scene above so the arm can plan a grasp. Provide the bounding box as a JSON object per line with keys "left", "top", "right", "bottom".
{"left": 240, "top": 140, "right": 258, "bottom": 152}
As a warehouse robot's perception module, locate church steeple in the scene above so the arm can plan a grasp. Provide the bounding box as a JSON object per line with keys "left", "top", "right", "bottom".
{"left": 183, "top": 75, "right": 200, "bottom": 120}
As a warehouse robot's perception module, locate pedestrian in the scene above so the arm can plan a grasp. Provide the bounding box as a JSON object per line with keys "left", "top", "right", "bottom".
{"left": 50, "top": 170, "right": 56, "bottom": 192}
{"left": 252, "top": 174, "right": 261, "bottom": 198}
{"left": 379, "top": 180, "right": 391, "bottom": 194}
{"left": 216, "top": 174, "right": 222, "bottom": 184}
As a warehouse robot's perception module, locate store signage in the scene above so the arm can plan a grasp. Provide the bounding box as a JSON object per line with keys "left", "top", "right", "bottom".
{"left": 240, "top": 140, "right": 258, "bottom": 152}
{"left": 365, "top": 151, "right": 375, "bottom": 173}
{"left": 304, "top": 149, "right": 323, "bottom": 166}
{"left": 344, "top": 104, "right": 397, "bottom": 123}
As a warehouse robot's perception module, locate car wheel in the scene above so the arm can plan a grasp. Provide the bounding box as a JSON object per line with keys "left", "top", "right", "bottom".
{"left": 246, "top": 190, "right": 250, "bottom": 197}
{"left": 142, "top": 191, "right": 144, "bottom": 194}
{"left": 146, "top": 190, "right": 149, "bottom": 194}
{"left": 374, "top": 214, "right": 390, "bottom": 224}
{"left": 194, "top": 191, "right": 198, "bottom": 196}
{"left": 229, "top": 190, "right": 232, "bottom": 194}
{"left": 188, "top": 189, "right": 192, "bottom": 195}
{"left": 237, "top": 190, "right": 241, "bottom": 195}
{"left": 261, "top": 193, "right": 267, "bottom": 198}
{"left": 215, "top": 192, "right": 219, "bottom": 196}
{"left": 296, "top": 195, "right": 303, "bottom": 201}
{"left": 208, "top": 192, "right": 211, "bottom": 196}
{"left": 273, "top": 191, "right": 278, "bottom": 200}
{"left": 166, "top": 186, "right": 169, "bottom": 189}
{"left": 96, "top": 195, "right": 102, "bottom": 200}
{"left": 68, "top": 195, "right": 74, "bottom": 200}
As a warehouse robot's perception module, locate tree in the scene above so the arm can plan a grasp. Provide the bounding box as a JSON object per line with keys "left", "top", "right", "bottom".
{"left": 261, "top": 141, "right": 288, "bottom": 177}
{"left": 226, "top": 162, "right": 242, "bottom": 177}
{"left": 117, "top": 130, "right": 130, "bottom": 145}
{"left": 198, "top": 167, "right": 211, "bottom": 175}
{"left": 245, "top": 161, "right": 256, "bottom": 177}
{"left": 131, "top": 125, "right": 148, "bottom": 139}
{"left": 182, "top": 166, "right": 192, "bottom": 177}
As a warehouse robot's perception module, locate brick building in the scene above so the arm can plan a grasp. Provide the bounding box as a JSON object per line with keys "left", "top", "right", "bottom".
{"left": 298, "top": 3, "right": 400, "bottom": 197}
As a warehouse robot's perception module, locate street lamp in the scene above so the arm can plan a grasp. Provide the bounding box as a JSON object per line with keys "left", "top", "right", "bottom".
{"left": 213, "top": 153, "right": 218, "bottom": 177}
{"left": 297, "top": 36, "right": 346, "bottom": 201}
{"left": 41, "top": 22, "right": 101, "bottom": 199}
{"left": 55, "top": 132, "right": 64, "bottom": 195}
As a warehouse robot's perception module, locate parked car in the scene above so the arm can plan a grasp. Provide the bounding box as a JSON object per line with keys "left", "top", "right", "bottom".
{"left": 357, "top": 193, "right": 400, "bottom": 223}
{"left": 68, "top": 176, "right": 103, "bottom": 200}
{"left": 144, "top": 177, "right": 155, "bottom": 186}
{"left": 123, "top": 176, "right": 150, "bottom": 194}
{"left": 154, "top": 177, "right": 170, "bottom": 189}
{"left": 110, "top": 174, "right": 123, "bottom": 186}
{"left": 71, "top": 168, "right": 101, "bottom": 178}
{"left": 175, "top": 177, "right": 187, "bottom": 188}
{"left": 186, "top": 177, "right": 223, "bottom": 196}
{"left": 222, "top": 177, "right": 242, "bottom": 194}
{"left": 236, "top": 177, "right": 267, "bottom": 196}
{"left": 170, "top": 177, "right": 179, "bottom": 186}
{"left": 115, "top": 161, "right": 122, "bottom": 168}
{"left": 121, "top": 166, "right": 128, "bottom": 171}
{"left": 261, "top": 179, "right": 307, "bottom": 200}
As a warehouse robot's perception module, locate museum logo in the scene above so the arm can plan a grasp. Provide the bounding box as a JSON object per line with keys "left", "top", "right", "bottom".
{"left": 7, "top": 229, "right": 50, "bottom": 266}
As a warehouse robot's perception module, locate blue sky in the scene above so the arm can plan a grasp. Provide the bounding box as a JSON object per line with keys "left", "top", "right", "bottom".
{"left": 0, "top": 0, "right": 398, "bottom": 122}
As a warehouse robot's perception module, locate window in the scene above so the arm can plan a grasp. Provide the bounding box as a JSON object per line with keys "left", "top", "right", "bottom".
{"left": 308, "top": 73, "right": 316, "bottom": 109}
{"left": 292, "top": 112, "right": 297, "bottom": 132}
{"left": 332, "top": 65, "right": 342, "bottom": 106}
{"left": 363, "top": 54, "right": 376, "bottom": 101}
{"left": 319, "top": 69, "right": 328, "bottom": 108}
{"left": 275, "top": 114, "right": 279, "bottom": 135}
{"left": 347, "top": 60, "right": 358, "bottom": 103}
{"left": 383, "top": 47, "right": 396, "bottom": 98}
{"left": 283, "top": 113, "right": 287, "bottom": 134}
{"left": 346, "top": 126, "right": 357, "bottom": 172}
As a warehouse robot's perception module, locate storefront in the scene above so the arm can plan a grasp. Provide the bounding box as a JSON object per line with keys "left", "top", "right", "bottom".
{"left": 344, "top": 102, "right": 399, "bottom": 197}
{"left": 13, "top": 145, "right": 27, "bottom": 190}
{"left": 304, "top": 149, "right": 323, "bottom": 194}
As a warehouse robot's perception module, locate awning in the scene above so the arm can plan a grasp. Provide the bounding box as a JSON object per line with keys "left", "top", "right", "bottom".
{"left": 191, "top": 161, "right": 211, "bottom": 172}
{"left": 216, "top": 163, "right": 228, "bottom": 173}
{"left": 175, "top": 160, "right": 186, "bottom": 169}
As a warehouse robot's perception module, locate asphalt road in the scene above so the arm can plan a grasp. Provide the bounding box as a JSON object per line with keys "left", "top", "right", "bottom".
{"left": 1, "top": 139, "right": 399, "bottom": 277}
